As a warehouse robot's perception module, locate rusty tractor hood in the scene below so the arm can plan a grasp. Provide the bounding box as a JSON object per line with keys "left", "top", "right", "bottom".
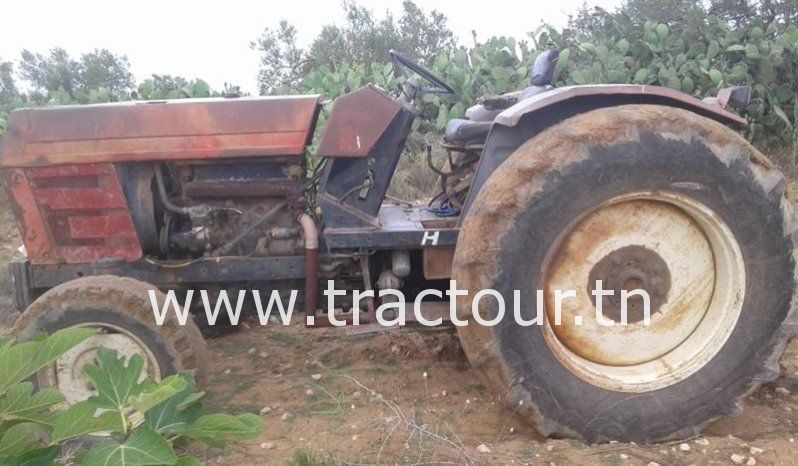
{"left": 0, "top": 95, "right": 322, "bottom": 168}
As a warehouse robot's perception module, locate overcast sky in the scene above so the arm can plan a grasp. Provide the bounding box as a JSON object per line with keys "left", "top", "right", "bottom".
{"left": 0, "top": 0, "right": 623, "bottom": 95}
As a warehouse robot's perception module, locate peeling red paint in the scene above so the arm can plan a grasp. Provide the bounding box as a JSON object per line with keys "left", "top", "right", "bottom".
{"left": 3, "top": 164, "right": 142, "bottom": 264}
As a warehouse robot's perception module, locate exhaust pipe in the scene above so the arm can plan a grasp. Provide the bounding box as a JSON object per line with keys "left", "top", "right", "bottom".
{"left": 297, "top": 213, "right": 319, "bottom": 319}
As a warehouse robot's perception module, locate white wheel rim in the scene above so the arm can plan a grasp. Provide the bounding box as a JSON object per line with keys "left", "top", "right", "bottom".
{"left": 542, "top": 191, "right": 745, "bottom": 392}
{"left": 41, "top": 322, "right": 161, "bottom": 405}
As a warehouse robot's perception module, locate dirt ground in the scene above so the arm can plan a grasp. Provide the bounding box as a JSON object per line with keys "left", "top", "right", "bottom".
{"left": 2, "top": 195, "right": 798, "bottom": 465}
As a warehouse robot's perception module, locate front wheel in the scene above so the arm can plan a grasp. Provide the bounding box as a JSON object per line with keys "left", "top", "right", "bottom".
{"left": 14, "top": 276, "right": 206, "bottom": 406}
{"left": 453, "top": 105, "right": 798, "bottom": 443}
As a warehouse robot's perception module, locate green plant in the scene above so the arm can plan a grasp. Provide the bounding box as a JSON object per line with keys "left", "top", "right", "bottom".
{"left": 284, "top": 1, "right": 798, "bottom": 155}
{"left": 550, "top": 10, "right": 798, "bottom": 152}
{"left": 0, "top": 329, "right": 262, "bottom": 465}
{"left": 136, "top": 77, "right": 213, "bottom": 100}
{"left": 0, "top": 329, "right": 90, "bottom": 464}
{"left": 286, "top": 449, "right": 336, "bottom": 466}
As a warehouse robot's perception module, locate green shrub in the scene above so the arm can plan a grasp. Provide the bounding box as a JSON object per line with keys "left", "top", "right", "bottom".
{"left": 548, "top": 12, "right": 798, "bottom": 153}
{"left": 0, "top": 329, "right": 262, "bottom": 465}
{"left": 294, "top": 12, "right": 797, "bottom": 153}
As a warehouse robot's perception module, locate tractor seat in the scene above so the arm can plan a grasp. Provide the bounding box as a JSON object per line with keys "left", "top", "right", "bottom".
{"left": 444, "top": 118, "right": 491, "bottom": 145}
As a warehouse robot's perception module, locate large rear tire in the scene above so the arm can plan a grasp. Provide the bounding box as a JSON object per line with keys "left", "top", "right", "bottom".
{"left": 453, "top": 105, "right": 798, "bottom": 443}
{"left": 14, "top": 276, "right": 206, "bottom": 406}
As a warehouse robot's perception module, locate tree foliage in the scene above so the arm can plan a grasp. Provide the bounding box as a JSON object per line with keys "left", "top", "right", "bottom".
{"left": 0, "top": 59, "right": 17, "bottom": 105}
{"left": 252, "top": 0, "right": 456, "bottom": 94}
{"left": 79, "top": 49, "right": 136, "bottom": 97}
{"left": 251, "top": 20, "right": 306, "bottom": 95}
{"left": 136, "top": 74, "right": 214, "bottom": 100}
{"left": 19, "top": 48, "right": 134, "bottom": 102}
{"left": 0, "top": 58, "right": 16, "bottom": 135}
{"left": 257, "top": 0, "right": 796, "bottom": 154}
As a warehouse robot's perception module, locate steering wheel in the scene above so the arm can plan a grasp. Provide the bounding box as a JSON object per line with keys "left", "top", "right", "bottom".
{"left": 389, "top": 49, "right": 455, "bottom": 95}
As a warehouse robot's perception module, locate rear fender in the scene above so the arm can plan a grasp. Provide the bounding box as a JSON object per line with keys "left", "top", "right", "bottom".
{"left": 459, "top": 84, "right": 747, "bottom": 221}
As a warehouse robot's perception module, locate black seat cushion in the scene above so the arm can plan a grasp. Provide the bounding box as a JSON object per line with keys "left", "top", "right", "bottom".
{"left": 444, "top": 86, "right": 549, "bottom": 145}
{"left": 444, "top": 118, "right": 491, "bottom": 145}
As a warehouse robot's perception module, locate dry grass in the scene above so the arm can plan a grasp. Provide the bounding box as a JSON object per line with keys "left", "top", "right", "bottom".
{"left": 387, "top": 136, "right": 448, "bottom": 203}
{"left": 342, "top": 374, "right": 475, "bottom": 465}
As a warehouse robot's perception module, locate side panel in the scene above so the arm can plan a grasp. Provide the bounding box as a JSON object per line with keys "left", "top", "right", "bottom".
{"left": 423, "top": 246, "right": 455, "bottom": 280}
{"left": 0, "top": 95, "right": 321, "bottom": 168}
{"left": 3, "top": 164, "right": 142, "bottom": 264}
{"left": 460, "top": 85, "right": 748, "bottom": 220}
{"left": 318, "top": 87, "right": 415, "bottom": 228}
{"left": 316, "top": 86, "right": 402, "bottom": 158}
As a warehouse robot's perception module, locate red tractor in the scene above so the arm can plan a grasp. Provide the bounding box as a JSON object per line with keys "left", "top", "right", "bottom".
{"left": 1, "top": 50, "right": 795, "bottom": 443}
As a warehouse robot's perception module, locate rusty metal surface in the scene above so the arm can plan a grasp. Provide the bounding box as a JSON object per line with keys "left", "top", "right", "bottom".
{"left": 3, "top": 163, "right": 142, "bottom": 264}
{"left": 495, "top": 84, "right": 747, "bottom": 128}
{"left": 316, "top": 86, "right": 402, "bottom": 158}
{"left": 21, "top": 254, "right": 352, "bottom": 289}
{"left": 423, "top": 247, "right": 455, "bottom": 280}
{"left": 322, "top": 204, "right": 459, "bottom": 249}
{"left": 587, "top": 244, "right": 671, "bottom": 322}
{"left": 545, "top": 198, "right": 714, "bottom": 366}
{"left": 318, "top": 99, "right": 415, "bottom": 228}
{"left": 182, "top": 179, "right": 301, "bottom": 199}
{"left": 0, "top": 95, "right": 321, "bottom": 168}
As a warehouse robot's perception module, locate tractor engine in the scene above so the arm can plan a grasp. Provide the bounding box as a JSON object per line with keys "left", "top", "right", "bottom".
{"left": 0, "top": 95, "right": 322, "bottom": 267}
{"left": 131, "top": 160, "right": 306, "bottom": 260}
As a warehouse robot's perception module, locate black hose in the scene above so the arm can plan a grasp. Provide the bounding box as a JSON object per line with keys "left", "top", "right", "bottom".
{"left": 154, "top": 164, "right": 191, "bottom": 215}
{"left": 339, "top": 179, "right": 371, "bottom": 202}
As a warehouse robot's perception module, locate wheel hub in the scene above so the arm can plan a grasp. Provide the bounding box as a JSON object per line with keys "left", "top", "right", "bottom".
{"left": 587, "top": 245, "right": 671, "bottom": 323}
{"left": 45, "top": 324, "right": 161, "bottom": 406}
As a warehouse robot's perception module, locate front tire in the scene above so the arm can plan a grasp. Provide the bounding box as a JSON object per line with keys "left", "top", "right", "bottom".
{"left": 14, "top": 276, "right": 206, "bottom": 406}
{"left": 453, "top": 105, "right": 798, "bottom": 443}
